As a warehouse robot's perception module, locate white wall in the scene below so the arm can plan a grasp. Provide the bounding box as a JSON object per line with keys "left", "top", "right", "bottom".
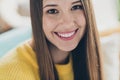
{"left": 92, "top": 0, "right": 119, "bottom": 31}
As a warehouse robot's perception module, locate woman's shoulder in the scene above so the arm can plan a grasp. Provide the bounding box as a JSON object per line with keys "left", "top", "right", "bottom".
{"left": 0, "top": 40, "right": 39, "bottom": 80}
{"left": 0, "top": 57, "right": 39, "bottom": 80}
{"left": 0, "top": 40, "right": 38, "bottom": 65}
{"left": 0, "top": 41, "right": 27, "bottom": 64}
{"left": 0, "top": 40, "right": 34, "bottom": 61}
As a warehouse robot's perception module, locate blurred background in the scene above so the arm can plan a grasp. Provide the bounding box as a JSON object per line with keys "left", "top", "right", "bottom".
{"left": 0, "top": 0, "right": 120, "bottom": 80}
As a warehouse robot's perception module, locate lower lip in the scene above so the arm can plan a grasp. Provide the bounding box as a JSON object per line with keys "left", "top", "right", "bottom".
{"left": 55, "top": 29, "right": 78, "bottom": 41}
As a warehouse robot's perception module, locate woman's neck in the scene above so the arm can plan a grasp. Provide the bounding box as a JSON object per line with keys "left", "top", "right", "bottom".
{"left": 51, "top": 50, "right": 70, "bottom": 64}
{"left": 49, "top": 44, "right": 70, "bottom": 64}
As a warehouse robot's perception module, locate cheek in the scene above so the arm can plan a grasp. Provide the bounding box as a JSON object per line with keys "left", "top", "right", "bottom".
{"left": 76, "top": 14, "right": 86, "bottom": 27}
{"left": 43, "top": 16, "right": 58, "bottom": 32}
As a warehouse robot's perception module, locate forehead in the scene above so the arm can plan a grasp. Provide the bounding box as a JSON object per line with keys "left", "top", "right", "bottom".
{"left": 43, "top": 0, "right": 81, "bottom": 4}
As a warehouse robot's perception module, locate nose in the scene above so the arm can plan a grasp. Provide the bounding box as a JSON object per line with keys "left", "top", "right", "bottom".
{"left": 59, "top": 13, "right": 75, "bottom": 29}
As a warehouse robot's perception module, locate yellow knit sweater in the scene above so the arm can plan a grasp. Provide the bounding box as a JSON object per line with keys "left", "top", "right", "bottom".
{"left": 0, "top": 41, "right": 74, "bottom": 80}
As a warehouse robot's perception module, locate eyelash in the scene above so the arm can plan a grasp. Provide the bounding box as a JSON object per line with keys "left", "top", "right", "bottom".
{"left": 47, "top": 9, "right": 59, "bottom": 14}
{"left": 46, "top": 5, "right": 83, "bottom": 14}
{"left": 71, "top": 5, "right": 83, "bottom": 10}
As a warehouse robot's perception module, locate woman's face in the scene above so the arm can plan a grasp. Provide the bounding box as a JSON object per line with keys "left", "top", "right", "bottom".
{"left": 43, "top": 0, "right": 86, "bottom": 52}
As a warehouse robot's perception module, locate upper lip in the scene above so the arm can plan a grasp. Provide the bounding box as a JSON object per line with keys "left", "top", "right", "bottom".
{"left": 54, "top": 28, "right": 78, "bottom": 34}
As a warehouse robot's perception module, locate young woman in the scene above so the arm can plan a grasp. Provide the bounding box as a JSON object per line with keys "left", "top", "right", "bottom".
{"left": 0, "top": 0, "right": 104, "bottom": 80}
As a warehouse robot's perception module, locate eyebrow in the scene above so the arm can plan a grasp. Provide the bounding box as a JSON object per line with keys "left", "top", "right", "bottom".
{"left": 43, "top": 4, "right": 58, "bottom": 9}
{"left": 43, "top": 0, "right": 81, "bottom": 9}
{"left": 72, "top": 0, "right": 81, "bottom": 4}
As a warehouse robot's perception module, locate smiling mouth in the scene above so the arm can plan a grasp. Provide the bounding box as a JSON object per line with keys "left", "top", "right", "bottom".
{"left": 54, "top": 29, "right": 79, "bottom": 41}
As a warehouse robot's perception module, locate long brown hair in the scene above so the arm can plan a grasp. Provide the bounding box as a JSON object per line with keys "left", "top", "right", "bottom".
{"left": 30, "top": 0, "right": 103, "bottom": 80}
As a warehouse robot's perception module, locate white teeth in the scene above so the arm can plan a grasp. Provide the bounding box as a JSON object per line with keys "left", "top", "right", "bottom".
{"left": 57, "top": 31, "right": 75, "bottom": 38}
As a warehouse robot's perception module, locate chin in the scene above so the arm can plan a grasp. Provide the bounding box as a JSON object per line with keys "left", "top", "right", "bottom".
{"left": 58, "top": 45, "right": 77, "bottom": 52}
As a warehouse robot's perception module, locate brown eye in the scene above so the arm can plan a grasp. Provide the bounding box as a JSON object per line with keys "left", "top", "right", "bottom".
{"left": 47, "top": 9, "right": 59, "bottom": 14}
{"left": 71, "top": 5, "right": 83, "bottom": 11}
